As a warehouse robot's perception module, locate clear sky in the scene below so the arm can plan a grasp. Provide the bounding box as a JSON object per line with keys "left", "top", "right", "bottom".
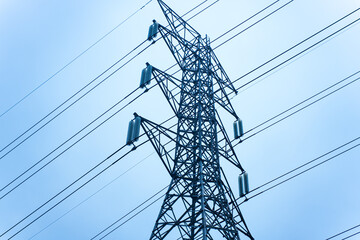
{"left": 0, "top": 0, "right": 360, "bottom": 239}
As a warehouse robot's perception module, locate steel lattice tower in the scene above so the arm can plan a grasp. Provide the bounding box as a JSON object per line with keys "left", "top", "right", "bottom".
{"left": 130, "top": 1, "right": 254, "bottom": 239}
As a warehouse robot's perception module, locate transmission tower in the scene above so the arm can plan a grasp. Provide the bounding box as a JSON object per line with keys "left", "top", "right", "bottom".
{"left": 127, "top": 1, "right": 254, "bottom": 239}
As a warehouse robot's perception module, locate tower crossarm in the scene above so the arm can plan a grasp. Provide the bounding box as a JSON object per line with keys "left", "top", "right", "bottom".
{"left": 210, "top": 50, "right": 239, "bottom": 119}
{"left": 139, "top": 115, "right": 189, "bottom": 175}
{"left": 157, "top": 0, "right": 200, "bottom": 40}
{"left": 151, "top": 66, "right": 182, "bottom": 115}
{"left": 155, "top": 0, "right": 202, "bottom": 70}
{"left": 157, "top": 24, "right": 199, "bottom": 70}
{"left": 210, "top": 50, "right": 238, "bottom": 95}
{"left": 213, "top": 89, "right": 238, "bottom": 119}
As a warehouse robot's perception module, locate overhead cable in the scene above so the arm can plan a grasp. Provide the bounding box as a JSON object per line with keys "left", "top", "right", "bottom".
{"left": 1, "top": 142, "right": 144, "bottom": 239}
{"left": 0, "top": 0, "right": 214, "bottom": 157}
{"left": 27, "top": 152, "right": 155, "bottom": 240}
{"left": 326, "top": 224, "right": 360, "bottom": 240}
{"left": 341, "top": 231, "right": 360, "bottom": 240}
{"left": 233, "top": 73, "right": 360, "bottom": 146}
{"left": 91, "top": 185, "right": 168, "bottom": 240}
{"left": 89, "top": 138, "right": 360, "bottom": 239}
{"left": 233, "top": 13, "right": 360, "bottom": 91}
{"left": 1, "top": 118, "right": 178, "bottom": 238}
{"left": 0, "top": 0, "right": 154, "bottom": 119}
{"left": 0, "top": 41, "right": 150, "bottom": 159}
{"left": 0, "top": 0, "right": 282, "bottom": 198}
{"left": 238, "top": 141, "right": 360, "bottom": 204}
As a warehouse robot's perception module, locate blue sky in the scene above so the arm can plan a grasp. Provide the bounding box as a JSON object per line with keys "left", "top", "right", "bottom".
{"left": 0, "top": 0, "right": 360, "bottom": 239}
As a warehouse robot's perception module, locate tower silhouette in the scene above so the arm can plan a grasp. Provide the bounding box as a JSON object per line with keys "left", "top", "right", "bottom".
{"left": 128, "top": 1, "right": 254, "bottom": 239}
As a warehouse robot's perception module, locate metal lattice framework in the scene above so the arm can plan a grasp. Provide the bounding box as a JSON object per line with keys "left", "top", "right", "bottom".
{"left": 136, "top": 1, "right": 254, "bottom": 239}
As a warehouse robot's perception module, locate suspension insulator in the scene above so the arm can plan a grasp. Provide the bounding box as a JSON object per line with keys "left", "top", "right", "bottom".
{"left": 126, "top": 120, "right": 134, "bottom": 145}
{"left": 132, "top": 116, "right": 141, "bottom": 142}
{"left": 147, "top": 24, "right": 154, "bottom": 41}
{"left": 140, "top": 64, "right": 153, "bottom": 88}
{"left": 152, "top": 22, "right": 159, "bottom": 38}
{"left": 145, "top": 64, "right": 153, "bottom": 85}
{"left": 147, "top": 21, "right": 159, "bottom": 41}
{"left": 233, "top": 121, "right": 239, "bottom": 139}
{"left": 238, "top": 174, "right": 245, "bottom": 197}
{"left": 140, "top": 68, "right": 147, "bottom": 88}
{"left": 233, "top": 118, "right": 244, "bottom": 139}
{"left": 243, "top": 172, "right": 249, "bottom": 194}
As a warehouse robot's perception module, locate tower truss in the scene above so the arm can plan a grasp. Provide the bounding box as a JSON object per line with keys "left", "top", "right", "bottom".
{"left": 133, "top": 1, "right": 255, "bottom": 239}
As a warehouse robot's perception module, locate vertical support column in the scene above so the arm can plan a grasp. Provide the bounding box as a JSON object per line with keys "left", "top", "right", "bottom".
{"left": 147, "top": 1, "right": 253, "bottom": 239}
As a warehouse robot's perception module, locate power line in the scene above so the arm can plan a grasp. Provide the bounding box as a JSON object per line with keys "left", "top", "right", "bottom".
{"left": 0, "top": 8, "right": 223, "bottom": 213}
{"left": 1, "top": 141, "right": 146, "bottom": 239}
{"left": 46, "top": 66, "right": 357, "bottom": 236}
{"left": 91, "top": 70, "right": 360, "bottom": 237}
{"left": 0, "top": 144, "right": 126, "bottom": 237}
{"left": 0, "top": 88, "right": 147, "bottom": 199}
{"left": 2, "top": 1, "right": 358, "bottom": 238}
{"left": 91, "top": 185, "right": 168, "bottom": 240}
{"left": 242, "top": 70, "right": 360, "bottom": 136}
{"left": 4, "top": 2, "right": 358, "bottom": 237}
{"left": 0, "top": 146, "right": 132, "bottom": 238}
{"left": 24, "top": 64, "right": 359, "bottom": 239}
{"left": 213, "top": 0, "right": 293, "bottom": 50}
{"left": 28, "top": 152, "right": 155, "bottom": 240}
{"left": 0, "top": 0, "right": 218, "bottom": 196}
{"left": 239, "top": 141, "right": 360, "bottom": 204}
{"left": 88, "top": 1, "right": 300, "bottom": 239}
{"left": 167, "top": 2, "right": 357, "bottom": 116}
{"left": 211, "top": 0, "right": 280, "bottom": 43}
{"left": 12, "top": 24, "right": 358, "bottom": 234}
{"left": 225, "top": 7, "right": 360, "bottom": 88}
{"left": 342, "top": 231, "right": 360, "bottom": 240}
{"left": 0, "top": 0, "right": 282, "bottom": 199}
{"left": 1, "top": 118, "right": 178, "bottom": 238}
{"left": 0, "top": 0, "right": 154, "bottom": 119}
{"left": 234, "top": 74, "right": 360, "bottom": 145}
{"left": 181, "top": 0, "right": 209, "bottom": 17}
{"left": 5, "top": 0, "right": 355, "bottom": 172}
{"left": 0, "top": 40, "right": 150, "bottom": 159}
{"left": 0, "top": 0, "right": 214, "bottom": 157}
{"left": 151, "top": 0, "right": 294, "bottom": 103}
{"left": 98, "top": 192, "right": 166, "bottom": 240}
{"left": 0, "top": 1, "right": 221, "bottom": 200}
{"left": 247, "top": 136, "right": 360, "bottom": 196}
{"left": 185, "top": 0, "right": 218, "bottom": 22}
{"left": 233, "top": 13, "right": 360, "bottom": 91}
{"left": 326, "top": 224, "right": 360, "bottom": 240}
{"left": 93, "top": 6, "right": 360, "bottom": 239}
{"left": 22, "top": 49, "right": 360, "bottom": 239}
{"left": 0, "top": 0, "right": 282, "bottom": 160}
{"left": 90, "top": 137, "right": 360, "bottom": 239}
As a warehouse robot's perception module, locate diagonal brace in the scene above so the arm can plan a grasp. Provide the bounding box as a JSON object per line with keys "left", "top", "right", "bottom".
{"left": 151, "top": 66, "right": 183, "bottom": 115}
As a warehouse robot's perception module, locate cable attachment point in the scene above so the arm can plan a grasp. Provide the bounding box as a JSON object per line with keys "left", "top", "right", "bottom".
{"left": 131, "top": 144, "right": 138, "bottom": 151}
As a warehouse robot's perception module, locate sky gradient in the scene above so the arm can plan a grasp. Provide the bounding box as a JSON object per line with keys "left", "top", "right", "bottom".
{"left": 1, "top": 0, "right": 360, "bottom": 239}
